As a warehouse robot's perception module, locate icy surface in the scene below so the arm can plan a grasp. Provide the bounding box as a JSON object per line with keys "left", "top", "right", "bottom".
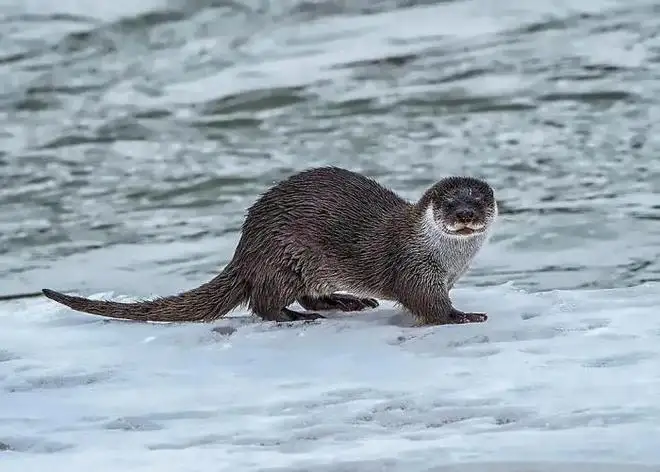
{"left": 1, "top": 283, "right": 660, "bottom": 471}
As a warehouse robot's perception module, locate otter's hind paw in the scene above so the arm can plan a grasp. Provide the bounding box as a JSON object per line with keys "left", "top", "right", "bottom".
{"left": 281, "top": 308, "right": 325, "bottom": 322}
{"left": 298, "top": 294, "right": 379, "bottom": 312}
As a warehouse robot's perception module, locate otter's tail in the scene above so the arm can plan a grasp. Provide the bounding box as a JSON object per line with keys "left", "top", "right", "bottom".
{"left": 41, "top": 266, "right": 248, "bottom": 323}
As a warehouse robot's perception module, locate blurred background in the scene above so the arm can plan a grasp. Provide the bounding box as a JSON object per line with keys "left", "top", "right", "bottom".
{"left": 1, "top": 0, "right": 659, "bottom": 300}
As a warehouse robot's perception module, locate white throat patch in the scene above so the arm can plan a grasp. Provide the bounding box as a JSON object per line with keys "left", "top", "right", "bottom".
{"left": 419, "top": 204, "right": 494, "bottom": 256}
{"left": 418, "top": 204, "right": 493, "bottom": 289}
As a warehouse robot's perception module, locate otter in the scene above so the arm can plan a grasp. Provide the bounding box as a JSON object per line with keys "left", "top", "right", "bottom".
{"left": 42, "top": 166, "right": 498, "bottom": 326}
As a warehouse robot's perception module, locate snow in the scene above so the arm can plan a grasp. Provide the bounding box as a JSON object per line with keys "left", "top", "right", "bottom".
{"left": 1, "top": 282, "right": 660, "bottom": 471}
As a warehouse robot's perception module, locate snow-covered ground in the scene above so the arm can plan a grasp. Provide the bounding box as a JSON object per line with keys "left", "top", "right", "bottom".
{"left": 1, "top": 282, "right": 659, "bottom": 471}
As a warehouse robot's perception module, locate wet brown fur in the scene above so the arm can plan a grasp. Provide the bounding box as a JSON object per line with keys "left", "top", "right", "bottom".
{"left": 42, "top": 166, "right": 497, "bottom": 325}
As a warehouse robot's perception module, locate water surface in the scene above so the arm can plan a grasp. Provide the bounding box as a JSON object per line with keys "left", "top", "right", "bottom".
{"left": 1, "top": 0, "right": 659, "bottom": 296}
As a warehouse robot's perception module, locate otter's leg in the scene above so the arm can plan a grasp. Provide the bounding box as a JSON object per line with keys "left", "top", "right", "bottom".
{"left": 394, "top": 278, "right": 487, "bottom": 326}
{"left": 252, "top": 305, "right": 324, "bottom": 322}
{"left": 248, "top": 272, "right": 328, "bottom": 322}
{"left": 249, "top": 293, "right": 325, "bottom": 322}
{"left": 298, "top": 294, "right": 379, "bottom": 312}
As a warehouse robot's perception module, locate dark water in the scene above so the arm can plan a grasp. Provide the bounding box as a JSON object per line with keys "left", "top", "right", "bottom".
{"left": 1, "top": 0, "right": 660, "bottom": 298}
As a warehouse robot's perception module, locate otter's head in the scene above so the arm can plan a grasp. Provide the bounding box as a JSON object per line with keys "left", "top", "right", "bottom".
{"left": 419, "top": 176, "right": 497, "bottom": 239}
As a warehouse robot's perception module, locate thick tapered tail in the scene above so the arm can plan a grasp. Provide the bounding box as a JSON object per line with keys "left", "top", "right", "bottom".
{"left": 41, "top": 266, "right": 248, "bottom": 323}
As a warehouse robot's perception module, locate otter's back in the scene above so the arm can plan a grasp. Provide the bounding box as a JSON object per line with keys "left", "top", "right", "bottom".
{"left": 241, "top": 167, "right": 409, "bottom": 254}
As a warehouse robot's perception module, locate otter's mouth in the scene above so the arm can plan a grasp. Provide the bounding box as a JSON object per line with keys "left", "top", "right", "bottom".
{"left": 444, "top": 222, "right": 486, "bottom": 236}
{"left": 453, "top": 227, "right": 477, "bottom": 236}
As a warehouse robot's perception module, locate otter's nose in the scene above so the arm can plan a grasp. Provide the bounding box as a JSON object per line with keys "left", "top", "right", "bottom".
{"left": 455, "top": 208, "right": 476, "bottom": 222}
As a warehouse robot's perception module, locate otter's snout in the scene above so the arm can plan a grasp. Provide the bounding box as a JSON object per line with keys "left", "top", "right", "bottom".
{"left": 454, "top": 207, "right": 477, "bottom": 223}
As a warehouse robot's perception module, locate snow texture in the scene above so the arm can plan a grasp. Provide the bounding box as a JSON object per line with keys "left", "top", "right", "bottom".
{"left": 1, "top": 283, "right": 660, "bottom": 471}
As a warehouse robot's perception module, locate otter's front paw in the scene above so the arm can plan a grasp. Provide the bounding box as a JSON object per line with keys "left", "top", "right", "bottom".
{"left": 413, "top": 310, "right": 488, "bottom": 326}
{"left": 450, "top": 311, "right": 487, "bottom": 324}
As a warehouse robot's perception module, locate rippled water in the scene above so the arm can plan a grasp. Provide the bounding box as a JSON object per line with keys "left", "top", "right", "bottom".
{"left": 1, "top": 0, "right": 660, "bottom": 297}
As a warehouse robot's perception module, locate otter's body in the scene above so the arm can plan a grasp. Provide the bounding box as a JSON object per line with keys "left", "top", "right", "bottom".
{"left": 43, "top": 166, "right": 497, "bottom": 325}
